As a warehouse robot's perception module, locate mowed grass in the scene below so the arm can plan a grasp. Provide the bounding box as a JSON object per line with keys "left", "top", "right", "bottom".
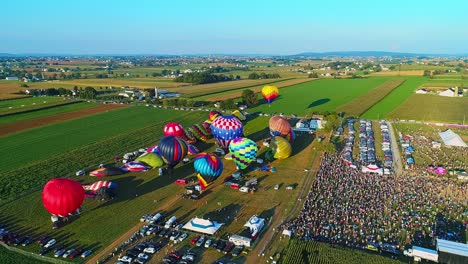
{"left": 337, "top": 79, "right": 405, "bottom": 116}
{"left": 362, "top": 77, "right": 427, "bottom": 119}
{"left": 387, "top": 94, "right": 468, "bottom": 123}
{"left": 0, "top": 96, "right": 64, "bottom": 114}
{"left": 0, "top": 101, "right": 97, "bottom": 125}
{"left": 248, "top": 77, "right": 391, "bottom": 115}
{"left": 0, "top": 115, "right": 318, "bottom": 263}
{"left": 0, "top": 107, "right": 191, "bottom": 172}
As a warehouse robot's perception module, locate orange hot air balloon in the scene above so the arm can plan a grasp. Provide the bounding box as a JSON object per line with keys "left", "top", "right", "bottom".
{"left": 269, "top": 115, "right": 291, "bottom": 137}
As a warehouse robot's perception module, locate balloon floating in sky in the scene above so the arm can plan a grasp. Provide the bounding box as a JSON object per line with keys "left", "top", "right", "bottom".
{"left": 194, "top": 153, "right": 224, "bottom": 190}
{"left": 229, "top": 137, "right": 258, "bottom": 170}
{"left": 261, "top": 85, "right": 279, "bottom": 104}
{"left": 158, "top": 136, "right": 188, "bottom": 168}
{"left": 42, "top": 178, "right": 85, "bottom": 217}
{"left": 211, "top": 115, "right": 243, "bottom": 149}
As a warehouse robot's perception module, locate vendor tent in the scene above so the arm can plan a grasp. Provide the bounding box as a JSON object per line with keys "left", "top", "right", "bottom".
{"left": 282, "top": 229, "right": 292, "bottom": 237}
{"left": 182, "top": 217, "right": 223, "bottom": 235}
{"left": 439, "top": 129, "right": 467, "bottom": 147}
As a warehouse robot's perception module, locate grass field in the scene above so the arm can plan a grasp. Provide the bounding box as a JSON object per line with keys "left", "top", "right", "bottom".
{"left": 362, "top": 77, "right": 427, "bottom": 119}
{"left": 337, "top": 79, "right": 405, "bottom": 116}
{"left": 0, "top": 107, "right": 193, "bottom": 173}
{"left": 199, "top": 78, "right": 314, "bottom": 101}
{"left": 0, "top": 101, "right": 97, "bottom": 125}
{"left": 0, "top": 115, "right": 318, "bottom": 264}
{"left": 0, "top": 80, "right": 31, "bottom": 99}
{"left": 280, "top": 239, "right": 403, "bottom": 264}
{"left": 247, "top": 77, "right": 391, "bottom": 115}
{"left": 0, "top": 96, "right": 65, "bottom": 114}
{"left": 0, "top": 245, "right": 49, "bottom": 264}
{"left": 371, "top": 70, "right": 423, "bottom": 76}
{"left": 387, "top": 95, "right": 468, "bottom": 123}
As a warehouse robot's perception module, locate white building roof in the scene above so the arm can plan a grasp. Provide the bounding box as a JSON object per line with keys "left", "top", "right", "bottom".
{"left": 439, "top": 129, "right": 467, "bottom": 147}
{"left": 182, "top": 217, "right": 223, "bottom": 235}
{"left": 437, "top": 238, "right": 468, "bottom": 257}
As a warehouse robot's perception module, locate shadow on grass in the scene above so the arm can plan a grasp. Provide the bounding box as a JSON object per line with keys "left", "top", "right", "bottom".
{"left": 308, "top": 98, "right": 330, "bottom": 109}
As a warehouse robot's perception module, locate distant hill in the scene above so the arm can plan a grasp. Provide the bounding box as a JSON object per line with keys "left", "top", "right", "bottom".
{"left": 293, "top": 51, "right": 458, "bottom": 57}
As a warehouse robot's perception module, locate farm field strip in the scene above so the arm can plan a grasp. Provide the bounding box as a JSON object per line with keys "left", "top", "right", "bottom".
{"left": 361, "top": 77, "right": 427, "bottom": 119}
{"left": 203, "top": 78, "right": 315, "bottom": 101}
{"left": 0, "top": 101, "right": 97, "bottom": 125}
{"left": 337, "top": 79, "right": 405, "bottom": 116}
{"left": 0, "top": 103, "right": 127, "bottom": 136}
{"left": 0, "top": 107, "right": 191, "bottom": 172}
{"left": 0, "top": 96, "right": 64, "bottom": 114}
{"left": 247, "top": 77, "right": 391, "bottom": 115}
{"left": 371, "top": 70, "right": 423, "bottom": 76}
{"left": 387, "top": 94, "right": 468, "bottom": 123}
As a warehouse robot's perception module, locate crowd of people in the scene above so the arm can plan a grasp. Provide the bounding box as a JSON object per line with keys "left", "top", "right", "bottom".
{"left": 280, "top": 153, "right": 467, "bottom": 251}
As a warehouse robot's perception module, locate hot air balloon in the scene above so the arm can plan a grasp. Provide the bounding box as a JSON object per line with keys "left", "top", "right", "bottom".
{"left": 269, "top": 115, "right": 292, "bottom": 137}
{"left": 229, "top": 137, "right": 258, "bottom": 170}
{"left": 208, "top": 111, "right": 221, "bottom": 122}
{"left": 187, "top": 144, "right": 200, "bottom": 155}
{"left": 158, "top": 136, "right": 188, "bottom": 168}
{"left": 194, "top": 153, "right": 224, "bottom": 190}
{"left": 42, "top": 178, "right": 85, "bottom": 217}
{"left": 189, "top": 123, "right": 210, "bottom": 142}
{"left": 271, "top": 136, "right": 292, "bottom": 159}
{"left": 261, "top": 85, "right": 279, "bottom": 105}
{"left": 285, "top": 128, "right": 296, "bottom": 142}
{"left": 211, "top": 115, "right": 243, "bottom": 149}
{"left": 164, "top": 122, "right": 196, "bottom": 143}
{"left": 232, "top": 110, "right": 246, "bottom": 121}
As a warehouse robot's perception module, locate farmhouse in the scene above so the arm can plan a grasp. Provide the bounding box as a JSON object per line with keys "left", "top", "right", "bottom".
{"left": 155, "top": 88, "right": 181, "bottom": 99}
{"left": 118, "top": 89, "right": 145, "bottom": 100}
{"left": 293, "top": 118, "right": 324, "bottom": 132}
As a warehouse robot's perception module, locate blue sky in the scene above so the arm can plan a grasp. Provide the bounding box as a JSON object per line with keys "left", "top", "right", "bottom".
{"left": 2, "top": 0, "right": 468, "bottom": 54}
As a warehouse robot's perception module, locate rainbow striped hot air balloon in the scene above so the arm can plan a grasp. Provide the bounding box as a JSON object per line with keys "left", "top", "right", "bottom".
{"left": 261, "top": 85, "right": 279, "bottom": 105}
{"left": 158, "top": 136, "right": 188, "bottom": 168}
{"left": 194, "top": 153, "right": 224, "bottom": 190}
{"left": 210, "top": 115, "right": 243, "bottom": 149}
{"left": 229, "top": 137, "right": 258, "bottom": 170}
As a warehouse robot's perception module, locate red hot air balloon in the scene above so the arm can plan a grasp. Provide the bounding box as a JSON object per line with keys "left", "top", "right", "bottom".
{"left": 42, "top": 178, "right": 85, "bottom": 217}
{"left": 163, "top": 122, "right": 185, "bottom": 138}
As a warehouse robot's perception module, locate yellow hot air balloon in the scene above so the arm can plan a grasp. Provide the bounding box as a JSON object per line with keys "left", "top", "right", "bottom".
{"left": 272, "top": 136, "right": 292, "bottom": 159}
{"left": 232, "top": 110, "right": 246, "bottom": 121}
{"left": 261, "top": 85, "right": 279, "bottom": 104}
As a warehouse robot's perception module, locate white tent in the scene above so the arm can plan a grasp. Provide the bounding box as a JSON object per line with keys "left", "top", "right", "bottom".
{"left": 244, "top": 215, "right": 265, "bottom": 236}
{"left": 182, "top": 217, "right": 223, "bottom": 235}
{"left": 282, "top": 229, "right": 292, "bottom": 237}
{"left": 361, "top": 164, "right": 383, "bottom": 175}
{"left": 439, "top": 129, "right": 467, "bottom": 147}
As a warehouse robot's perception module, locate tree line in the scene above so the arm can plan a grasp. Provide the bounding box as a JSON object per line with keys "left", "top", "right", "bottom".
{"left": 248, "top": 72, "right": 281, "bottom": 79}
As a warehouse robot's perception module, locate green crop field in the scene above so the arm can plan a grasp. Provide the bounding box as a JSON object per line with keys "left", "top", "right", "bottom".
{"left": 0, "top": 246, "right": 49, "bottom": 264}
{"left": 281, "top": 239, "right": 403, "bottom": 264}
{"left": 387, "top": 94, "right": 468, "bottom": 123}
{"left": 337, "top": 79, "right": 405, "bottom": 116}
{"left": 361, "top": 77, "right": 427, "bottom": 119}
{"left": 0, "top": 96, "right": 64, "bottom": 114}
{"left": 0, "top": 101, "right": 97, "bottom": 125}
{"left": 0, "top": 107, "right": 193, "bottom": 173}
{"left": 247, "top": 77, "right": 391, "bottom": 115}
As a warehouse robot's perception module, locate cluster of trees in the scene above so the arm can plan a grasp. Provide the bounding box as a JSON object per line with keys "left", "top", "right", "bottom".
{"left": 308, "top": 72, "right": 319, "bottom": 78}
{"left": 79, "top": 87, "right": 98, "bottom": 99}
{"left": 162, "top": 98, "right": 196, "bottom": 107}
{"left": 219, "top": 99, "right": 237, "bottom": 110}
{"left": 174, "top": 72, "right": 234, "bottom": 84}
{"left": 248, "top": 72, "right": 280, "bottom": 79}
{"left": 241, "top": 89, "right": 258, "bottom": 107}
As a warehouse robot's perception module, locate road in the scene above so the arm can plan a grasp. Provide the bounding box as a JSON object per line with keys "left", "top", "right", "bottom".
{"left": 388, "top": 121, "right": 403, "bottom": 176}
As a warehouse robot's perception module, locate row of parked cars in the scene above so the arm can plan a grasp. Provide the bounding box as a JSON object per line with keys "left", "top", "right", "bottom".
{"left": 358, "top": 119, "right": 377, "bottom": 164}
{"left": 0, "top": 225, "right": 93, "bottom": 259}
{"left": 117, "top": 239, "right": 166, "bottom": 264}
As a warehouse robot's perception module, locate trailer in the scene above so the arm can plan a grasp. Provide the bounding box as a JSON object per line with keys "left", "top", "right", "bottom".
{"left": 404, "top": 246, "right": 438, "bottom": 262}
{"left": 164, "top": 216, "right": 177, "bottom": 229}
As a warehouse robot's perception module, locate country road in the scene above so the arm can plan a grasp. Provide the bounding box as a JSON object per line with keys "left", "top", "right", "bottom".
{"left": 388, "top": 121, "right": 403, "bottom": 176}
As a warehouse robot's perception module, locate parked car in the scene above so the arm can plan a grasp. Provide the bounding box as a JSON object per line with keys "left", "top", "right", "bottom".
{"left": 232, "top": 245, "right": 243, "bottom": 257}
{"left": 182, "top": 251, "right": 196, "bottom": 262}
{"left": 169, "top": 251, "right": 182, "bottom": 259}
{"left": 118, "top": 255, "right": 133, "bottom": 263}
{"left": 75, "top": 170, "right": 85, "bottom": 176}
{"left": 137, "top": 253, "right": 149, "bottom": 261}
{"left": 38, "top": 235, "right": 51, "bottom": 246}
{"left": 223, "top": 242, "right": 234, "bottom": 254}
{"left": 216, "top": 240, "right": 226, "bottom": 252}
{"left": 44, "top": 238, "right": 56, "bottom": 248}
{"left": 69, "top": 248, "right": 82, "bottom": 259}
{"left": 81, "top": 249, "right": 93, "bottom": 258}
{"left": 143, "top": 246, "right": 156, "bottom": 254}
{"left": 178, "top": 232, "right": 188, "bottom": 242}
{"left": 62, "top": 249, "right": 75, "bottom": 258}
{"left": 190, "top": 236, "right": 200, "bottom": 245}
{"left": 54, "top": 248, "right": 66, "bottom": 257}
{"left": 21, "top": 236, "right": 33, "bottom": 246}
{"left": 195, "top": 236, "right": 205, "bottom": 247}
{"left": 40, "top": 247, "right": 52, "bottom": 256}
{"left": 169, "top": 231, "right": 180, "bottom": 241}
{"left": 204, "top": 238, "right": 212, "bottom": 248}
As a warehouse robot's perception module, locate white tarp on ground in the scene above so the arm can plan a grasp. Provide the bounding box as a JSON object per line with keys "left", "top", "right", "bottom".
{"left": 362, "top": 164, "right": 383, "bottom": 175}
{"left": 182, "top": 217, "right": 223, "bottom": 235}
{"left": 439, "top": 129, "right": 467, "bottom": 147}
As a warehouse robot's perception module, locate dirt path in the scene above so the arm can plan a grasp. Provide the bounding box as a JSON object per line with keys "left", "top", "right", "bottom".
{"left": 247, "top": 149, "right": 323, "bottom": 263}
{"left": 388, "top": 122, "right": 403, "bottom": 176}
{"left": 85, "top": 195, "right": 182, "bottom": 264}
{"left": 0, "top": 103, "right": 128, "bottom": 137}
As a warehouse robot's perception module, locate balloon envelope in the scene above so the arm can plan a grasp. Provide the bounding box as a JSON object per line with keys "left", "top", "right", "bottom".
{"left": 269, "top": 115, "right": 291, "bottom": 137}
{"left": 229, "top": 137, "right": 258, "bottom": 169}
{"left": 42, "top": 178, "right": 85, "bottom": 217}
{"left": 158, "top": 136, "right": 188, "bottom": 167}
{"left": 194, "top": 153, "right": 224, "bottom": 190}
{"left": 208, "top": 111, "right": 221, "bottom": 122}
{"left": 211, "top": 115, "right": 243, "bottom": 149}
{"left": 272, "top": 136, "right": 292, "bottom": 159}
{"left": 163, "top": 122, "right": 185, "bottom": 138}
{"left": 262, "top": 85, "right": 279, "bottom": 104}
